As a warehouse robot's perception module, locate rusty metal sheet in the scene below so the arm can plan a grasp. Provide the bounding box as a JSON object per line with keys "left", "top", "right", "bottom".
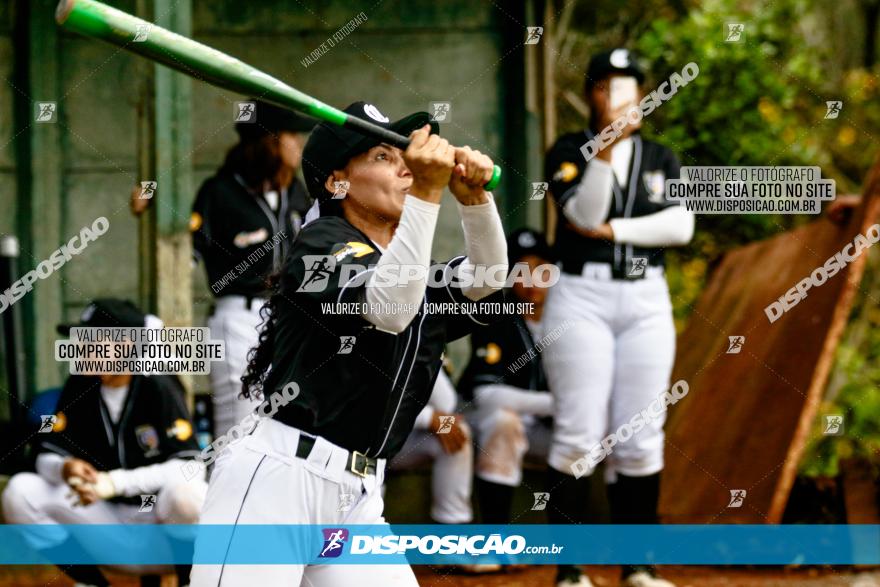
{"left": 660, "top": 160, "right": 880, "bottom": 524}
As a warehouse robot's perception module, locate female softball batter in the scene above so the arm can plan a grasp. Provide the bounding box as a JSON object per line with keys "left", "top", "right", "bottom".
{"left": 190, "top": 101, "right": 507, "bottom": 586}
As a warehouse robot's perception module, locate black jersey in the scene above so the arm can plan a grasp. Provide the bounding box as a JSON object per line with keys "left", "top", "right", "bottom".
{"left": 458, "top": 314, "right": 548, "bottom": 402}
{"left": 39, "top": 375, "right": 201, "bottom": 503}
{"left": 191, "top": 170, "right": 312, "bottom": 298}
{"left": 263, "top": 213, "right": 504, "bottom": 460}
{"left": 545, "top": 131, "right": 682, "bottom": 276}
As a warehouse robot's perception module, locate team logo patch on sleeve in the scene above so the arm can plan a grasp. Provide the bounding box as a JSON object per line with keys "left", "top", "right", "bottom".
{"left": 643, "top": 170, "right": 666, "bottom": 203}
{"left": 53, "top": 411, "right": 67, "bottom": 432}
{"left": 167, "top": 419, "right": 193, "bottom": 442}
{"left": 476, "top": 342, "right": 502, "bottom": 365}
{"left": 135, "top": 425, "right": 161, "bottom": 457}
{"left": 553, "top": 162, "right": 579, "bottom": 183}
{"left": 331, "top": 241, "right": 375, "bottom": 262}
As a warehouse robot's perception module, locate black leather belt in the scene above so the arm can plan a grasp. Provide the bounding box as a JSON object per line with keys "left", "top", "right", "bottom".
{"left": 295, "top": 434, "right": 378, "bottom": 478}
{"left": 612, "top": 261, "right": 646, "bottom": 281}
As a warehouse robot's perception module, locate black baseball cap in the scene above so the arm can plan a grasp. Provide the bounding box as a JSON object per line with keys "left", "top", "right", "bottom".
{"left": 301, "top": 101, "right": 439, "bottom": 202}
{"left": 57, "top": 298, "right": 147, "bottom": 335}
{"left": 507, "top": 228, "right": 554, "bottom": 266}
{"left": 585, "top": 48, "right": 646, "bottom": 89}
{"left": 235, "top": 99, "right": 316, "bottom": 140}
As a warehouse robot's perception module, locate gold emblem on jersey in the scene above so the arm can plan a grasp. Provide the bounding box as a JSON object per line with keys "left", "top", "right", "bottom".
{"left": 332, "top": 241, "right": 376, "bottom": 262}
{"left": 189, "top": 212, "right": 202, "bottom": 232}
{"left": 53, "top": 411, "right": 67, "bottom": 432}
{"left": 553, "top": 162, "right": 579, "bottom": 183}
{"left": 167, "top": 418, "right": 193, "bottom": 442}
{"left": 476, "top": 342, "right": 502, "bottom": 365}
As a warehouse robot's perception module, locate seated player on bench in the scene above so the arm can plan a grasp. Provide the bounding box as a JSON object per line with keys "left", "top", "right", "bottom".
{"left": 2, "top": 298, "right": 208, "bottom": 587}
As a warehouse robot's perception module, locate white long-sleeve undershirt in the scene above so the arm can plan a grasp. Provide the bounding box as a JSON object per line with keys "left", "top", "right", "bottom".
{"left": 35, "top": 452, "right": 199, "bottom": 495}
{"left": 562, "top": 158, "right": 615, "bottom": 229}
{"left": 562, "top": 141, "right": 694, "bottom": 247}
{"left": 362, "top": 195, "right": 440, "bottom": 334}
{"left": 107, "top": 458, "right": 194, "bottom": 497}
{"left": 455, "top": 195, "right": 508, "bottom": 301}
{"left": 609, "top": 206, "right": 695, "bottom": 247}
{"left": 473, "top": 384, "right": 554, "bottom": 416}
{"left": 362, "top": 194, "right": 507, "bottom": 334}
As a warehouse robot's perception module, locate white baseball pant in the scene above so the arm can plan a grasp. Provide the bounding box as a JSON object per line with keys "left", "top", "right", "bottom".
{"left": 470, "top": 408, "right": 551, "bottom": 487}
{"left": 208, "top": 296, "right": 265, "bottom": 437}
{"left": 189, "top": 418, "right": 418, "bottom": 587}
{"left": 542, "top": 271, "right": 676, "bottom": 478}
{"left": 387, "top": 424, "right": 474, "bottom": 524}
{"left": 2, "top": 472, "right": 207, "bottom": 574}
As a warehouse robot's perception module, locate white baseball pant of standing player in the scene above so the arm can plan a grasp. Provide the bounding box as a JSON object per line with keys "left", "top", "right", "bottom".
{"left": 543, "top": 269, "right": 676, "bottom": 479}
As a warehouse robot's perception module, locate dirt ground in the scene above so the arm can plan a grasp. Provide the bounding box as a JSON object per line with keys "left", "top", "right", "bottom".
{"left": 2, "top": 565, "right": 880, "bottom": 586}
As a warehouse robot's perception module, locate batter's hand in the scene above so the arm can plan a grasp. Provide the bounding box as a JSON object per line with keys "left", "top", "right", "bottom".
{"left": 406, "top": 125, "right": 455, "bottom": 204}
{"left": 449, "top": 147, "right": 493, "bottom": 205}
{"left": 432, "top": 411, "right": 469, "bottom": 454}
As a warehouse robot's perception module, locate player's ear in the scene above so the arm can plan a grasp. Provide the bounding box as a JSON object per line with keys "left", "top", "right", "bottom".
{"left": 324, "top": 171, "right": 347, "bottom": 194}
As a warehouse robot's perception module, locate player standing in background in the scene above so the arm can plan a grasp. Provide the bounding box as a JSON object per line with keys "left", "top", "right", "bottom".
{"left": 190, "top": 101, "right": 507, "bottom": 586}
{"left": 542, "top": 49, "right": 694, "bottom": 587}
{"left": 189, "top": 100, "right": 314, "bottom": 437}
{"left": 459, "top": 228, "right": 555, "bottom": 526}
{"left": 2, "top": 299, "right": 207, "bottom": 587}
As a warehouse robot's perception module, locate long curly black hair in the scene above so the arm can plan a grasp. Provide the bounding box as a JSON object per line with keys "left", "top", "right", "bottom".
{"left": 240, "top": 272, "right": 283, "bottom": 400}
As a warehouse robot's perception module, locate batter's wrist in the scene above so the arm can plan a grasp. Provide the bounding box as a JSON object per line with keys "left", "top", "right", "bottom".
{"left": 408, "top": 182, "right": 444, "bottom": 203}
{"left": 453, "top": 190, "right": 489, "bottom": 206}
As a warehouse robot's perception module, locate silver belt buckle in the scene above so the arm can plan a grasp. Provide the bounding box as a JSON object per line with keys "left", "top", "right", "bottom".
{"left": 349, "top": 450, "right": 369, "bottom": 478}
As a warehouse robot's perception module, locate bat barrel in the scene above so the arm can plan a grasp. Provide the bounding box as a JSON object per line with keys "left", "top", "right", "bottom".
{"left": 55, "top": 0, "right": 346, "bottom": 125}
{"left": 55, "top": 0, "right": 501, "bottom": 190}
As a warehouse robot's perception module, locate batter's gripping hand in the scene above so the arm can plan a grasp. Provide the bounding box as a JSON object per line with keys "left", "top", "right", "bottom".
{"left": 449, "top": 147, "right": 494, "bottom": 205}
{"left": 405, "top": 124, "right": 455, "bottom": 204}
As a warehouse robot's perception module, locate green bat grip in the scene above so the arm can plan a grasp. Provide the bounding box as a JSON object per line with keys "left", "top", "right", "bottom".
{"left": 485, "top": 166, "right": 502, "bottom": 191}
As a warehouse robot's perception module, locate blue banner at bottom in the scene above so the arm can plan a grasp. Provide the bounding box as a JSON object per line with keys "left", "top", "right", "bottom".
{"left": 1, "top": 524, "right": 877, "bottom": 565}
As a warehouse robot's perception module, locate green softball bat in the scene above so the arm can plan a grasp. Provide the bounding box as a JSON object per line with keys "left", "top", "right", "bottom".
{"left": 55, "top": 0, "right": 502, "bottom": 190}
